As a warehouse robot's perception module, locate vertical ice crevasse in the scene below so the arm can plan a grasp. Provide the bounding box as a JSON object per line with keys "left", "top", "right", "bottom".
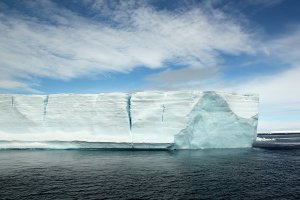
{"left": 161, "top": 104, "right": 165, "bottom": 122}
{"left": 43, "top": 95, "right": 49, "bottom": 121}
{"left": 162, "top": 93, "right": 167, "bottom": 122}
{"left": 126, "top": 94, "right": 133, "bottom": 147}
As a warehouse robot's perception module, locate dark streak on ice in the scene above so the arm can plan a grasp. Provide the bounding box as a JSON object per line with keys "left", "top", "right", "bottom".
{"left": 11, "top": 96, "right": 14, "bottom": 107}
{"left": 126, "top": 94, "right": 132, "bottom": 130}
{"left": 43, "top": 95, "right": 49, "bottom": 121}
{"left": 162, "top": 104, "right": 165, "bottom": 122}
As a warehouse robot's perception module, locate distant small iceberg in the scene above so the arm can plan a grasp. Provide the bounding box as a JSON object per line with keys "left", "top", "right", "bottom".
{"left": 253, "top": 131, "right": 300, "bottom": 149}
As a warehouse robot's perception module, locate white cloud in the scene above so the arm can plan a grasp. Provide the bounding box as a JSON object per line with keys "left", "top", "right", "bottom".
{"left": 257, "top": 121, "right": 300, "bottom": 133}
{"left": 237, "top": 65, "right": 300, "bottom": 131}
{"left": 238, "top": 65, "right": 300, "bottom": 105}
{"left": 0, "top": 80, "right": 27, "bottom": 89}
{"left": 224, "top": 27, "right": 300, "bottom": 131}
{"left": 0, "top": 0, "right": 255, "bottom": 90}
{"left": 236, "top": 27, "right": 300, "bottom": 106}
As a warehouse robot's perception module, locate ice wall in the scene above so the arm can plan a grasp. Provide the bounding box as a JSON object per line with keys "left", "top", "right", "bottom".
{"left": 131, "top": 91, "right": 202, "bottom": 143}
{"left": 0, "top": 94, "right": 45, "bottom": 133}
{"left": 0, "top": 91, "right": 259, "bottom": 149}
{"left": 0, "top": 93, "right": 130, "bottom": 142}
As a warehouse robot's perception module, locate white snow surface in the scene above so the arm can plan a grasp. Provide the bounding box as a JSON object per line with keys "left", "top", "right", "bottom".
{"left": 0, "top": 91, "right": 259, "bottom": 149}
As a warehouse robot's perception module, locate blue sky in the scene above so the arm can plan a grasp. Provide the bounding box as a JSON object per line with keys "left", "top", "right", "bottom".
{"left": 0, "top": 0, "right": 300, "bottom": 131}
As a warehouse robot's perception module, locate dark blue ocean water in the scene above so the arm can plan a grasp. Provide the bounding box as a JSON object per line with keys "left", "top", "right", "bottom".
{"left": 0, "top": 149, "right": 300, "bottom": 200}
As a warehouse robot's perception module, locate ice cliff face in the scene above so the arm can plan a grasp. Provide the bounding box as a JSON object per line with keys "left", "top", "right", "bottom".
{"left": 0, "top": 91, "right": 259, "bottom": 149}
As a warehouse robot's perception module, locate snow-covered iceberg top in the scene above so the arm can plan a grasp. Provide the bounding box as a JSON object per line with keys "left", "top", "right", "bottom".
{"left": 0, "top": 91, "right": 259, "bottom": 149}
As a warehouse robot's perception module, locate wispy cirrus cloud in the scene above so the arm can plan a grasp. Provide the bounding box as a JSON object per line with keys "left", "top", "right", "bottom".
{"left": 236, "top": 26, "right": 300, "bottom": 105}
{"left": 220, "top": 26, "right": 300, "bottom": 132}
{"left": 0, "top": 0, "right": 255, "bottom": 91}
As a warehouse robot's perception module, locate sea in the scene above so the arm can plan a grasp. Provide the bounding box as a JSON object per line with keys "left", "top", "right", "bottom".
{"left": 0, "top": 148, "right": 300, "bottom": 200}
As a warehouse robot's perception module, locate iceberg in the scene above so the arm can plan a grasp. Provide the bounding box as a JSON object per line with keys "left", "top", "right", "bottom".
{"left": 0, "top": 91, "right": 259, "bottom": 149}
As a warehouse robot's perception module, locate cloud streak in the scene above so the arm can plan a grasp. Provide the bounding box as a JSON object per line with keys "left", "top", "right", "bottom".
{"left": 0, "top": 0, "right": 255, "bottom": 91}
{"left": 221, "top": 27, "right": 300, "bottom": 132}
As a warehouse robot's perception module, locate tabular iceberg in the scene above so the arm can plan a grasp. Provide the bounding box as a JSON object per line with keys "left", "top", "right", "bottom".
{"left": 0, "top": 91, "right": 259, "bottom": 149}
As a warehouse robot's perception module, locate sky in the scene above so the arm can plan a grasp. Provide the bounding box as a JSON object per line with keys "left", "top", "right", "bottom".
{"left": 0, "top": 0, "right": 300, "bottom": 132}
